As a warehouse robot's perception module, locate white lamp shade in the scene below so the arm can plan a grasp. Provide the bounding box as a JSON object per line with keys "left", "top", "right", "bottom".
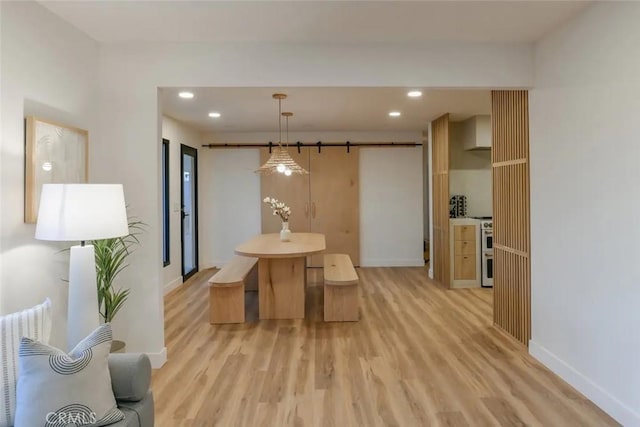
{"left": 35, "top": 184, "right": 129, "bottom": 241}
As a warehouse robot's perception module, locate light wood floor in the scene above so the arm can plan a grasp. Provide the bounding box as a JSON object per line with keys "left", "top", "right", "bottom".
{"left": 153, "top": 267, "right": 617, "bottom": 427}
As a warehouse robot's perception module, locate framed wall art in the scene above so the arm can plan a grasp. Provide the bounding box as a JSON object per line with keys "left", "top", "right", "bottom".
{"left": 25, "top": 116, "right": 88, "bottom": 223}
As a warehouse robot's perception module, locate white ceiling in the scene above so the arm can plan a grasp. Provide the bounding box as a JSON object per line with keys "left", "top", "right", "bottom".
{"left": 40, "top": 1, "right": 589, "bottom": 44}
{"left": 41, "top": 1, "right": 588, "bottom": 133}
{"left": 160, "top": 87, "right": 491, "bottom": 132}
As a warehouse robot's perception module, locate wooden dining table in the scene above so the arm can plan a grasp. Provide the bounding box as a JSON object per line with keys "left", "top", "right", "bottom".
{"left": 235, "top": 232, "right": 326, "bottom": 319}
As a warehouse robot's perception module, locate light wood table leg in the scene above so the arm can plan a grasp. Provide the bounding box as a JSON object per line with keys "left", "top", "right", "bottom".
{"left": 258, "top": 257, "right": 306, "bottom": 319}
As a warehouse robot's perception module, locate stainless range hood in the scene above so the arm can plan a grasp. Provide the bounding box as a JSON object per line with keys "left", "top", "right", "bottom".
{"left": 461, "top": 115, "right": 491, "bottom": 150}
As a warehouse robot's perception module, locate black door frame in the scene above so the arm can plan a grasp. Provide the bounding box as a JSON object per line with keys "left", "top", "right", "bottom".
{"left": 162, "top": 138, "right": 170, "bottom": 267}
{"left": 180, "top": 144, "right": 199, "bottom": 281}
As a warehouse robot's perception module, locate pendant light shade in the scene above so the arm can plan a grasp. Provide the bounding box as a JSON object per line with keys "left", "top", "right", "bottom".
{"left": 255, "top": 94, "right": 309, "bottom": 175}
{"left": 255, "top": 146, "right": 306, "bottom": 175}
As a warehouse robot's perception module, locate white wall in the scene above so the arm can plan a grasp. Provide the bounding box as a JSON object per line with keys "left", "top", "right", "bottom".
{"left": 449, "top": 121, "right": 492, "bottom": 218}
{"left": 91, "top": 35, "right": 532, "bottom": 363}
{"left": 1, "top": 1, "right": 535, "bottom": 369}
{"left": 449, "top": 170, "right": 492, "bottom": 217}
{"left": 529, "top": 3, "right": 640, "bottom": 425}
{"left": 199, "top": 148, "right": 261, "bottom": 269}
{"left": 450, "top": 122, "right": 492, "bottom": 171}
{"left": 91, "top": 75, "right": 166, "bottom": 364}
{"left": 0, "top": 2, "right": 98, "bottom": 348}
{"left": 360, "top": 147, "right": 424, "bottom": 266}
{"left": 202, "top": 131, "right": 424, "bottom": 267}
{"left": 160, "top": 116, "right": 202, "bottom": 293}
{"left": 205, "top": 131, "right": 423, "bottom": 146}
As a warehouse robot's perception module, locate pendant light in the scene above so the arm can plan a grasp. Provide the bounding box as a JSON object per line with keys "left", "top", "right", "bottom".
{"left": 255, "top": 93, "right": 309, "bottom": 175}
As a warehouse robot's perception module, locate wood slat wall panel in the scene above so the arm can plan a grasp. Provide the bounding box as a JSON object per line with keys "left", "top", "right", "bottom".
{"left": 493, "top": 164, "right": 529, "bottom": 254}
{"left": 494, "top": 250, "right": 530, "bottom": 342}
{"left": 432, "top": 114, "right": 450, "bottom": 288}
{"left": 492, "top": 91, "right": 531, "bottom": 345}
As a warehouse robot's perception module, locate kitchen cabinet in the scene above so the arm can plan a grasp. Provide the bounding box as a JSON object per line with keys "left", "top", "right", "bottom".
{"left": 260, "top": 147, "right": 359, "bottom": 267}
{"left": 454, "top": 240, "right": 476, "bottom": 255}
{"left": 454, "top": 224, "right": 476, "bottom": 241}
{"left": 454, "top": 255, "right": 475, "bottom": 280}
{"left": 449, "top": 219, "right": 481, "bottom": 288}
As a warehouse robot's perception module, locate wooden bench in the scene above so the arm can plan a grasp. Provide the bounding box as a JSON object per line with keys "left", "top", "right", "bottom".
{"left": 208, "top": 256, "right": 258, "bottom": 324}
{"left": 323, "top": 254, "right": 359, "bottom": 322}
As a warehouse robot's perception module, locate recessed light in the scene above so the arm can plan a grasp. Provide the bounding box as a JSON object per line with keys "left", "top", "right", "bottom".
{"left": 208, "top": 112, "right": 221, "bottom": 118}
{"left": 178, "top": 91, "right": 194, "bottom": 99}
{"left": 389, "top": 111, "right": 401, "bottom": 117}
{"left": 407, "top": 91, "right": 422, "bottom": 98}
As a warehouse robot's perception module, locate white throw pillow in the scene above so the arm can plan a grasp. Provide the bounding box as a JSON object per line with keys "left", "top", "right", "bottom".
{"left": 0, "top": 298, "right": 52, "bottom": 427}
{"left": 13, "top": 323, "right": 124, "bottom": 427}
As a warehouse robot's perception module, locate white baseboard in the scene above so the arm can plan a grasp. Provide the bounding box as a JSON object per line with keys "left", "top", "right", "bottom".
{"left": 529, "top": 340, "right": 640, "bottom": 426}
{"left": 204, "top": 259, "right": 229, "bottom": 270}
{"left": 146, "top": 347, "right": 167, "bottom": 369}
{"left": 163, "top": 276, "right": 182, "bottom": 295}
{"left": 200, "top": 259, "right": 222, "bottom": 270}
{"left": 360, "top": 259, "right": 425, "bottom": 267}
{"left": 428, "top": 268, "right": 433, "bottom": 279}
{"left": 163, "top": 261, "right": 227, "bottom": 295}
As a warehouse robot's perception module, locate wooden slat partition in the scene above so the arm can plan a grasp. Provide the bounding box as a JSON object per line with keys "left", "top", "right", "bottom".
{"left": 492, "top": 90, "right": 531, "bottom": 345}
{"left": 432, "top": 114, "right": 450, "bottom": 288}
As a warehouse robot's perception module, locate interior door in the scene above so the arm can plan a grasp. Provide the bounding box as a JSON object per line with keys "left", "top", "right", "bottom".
{"left": 181, "top": 144, "right": 198, "bottom": 280}
{"left": 259, "top": 147, "right": 310, "bottom": 234}
{"left": 309, "top": 146, "right": 360, "bottom": 267}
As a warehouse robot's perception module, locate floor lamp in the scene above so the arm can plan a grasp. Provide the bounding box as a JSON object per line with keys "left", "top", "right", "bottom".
{"left": 35, "top": 184, "right": 129, "bottom": 350}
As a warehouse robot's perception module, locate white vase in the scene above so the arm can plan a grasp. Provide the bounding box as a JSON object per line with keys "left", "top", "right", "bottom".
{"left": 280, "top": 221, "right": 291, "bottom": 242}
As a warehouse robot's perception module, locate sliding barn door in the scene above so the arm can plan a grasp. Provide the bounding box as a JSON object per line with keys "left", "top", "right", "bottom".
{"left": 259, "top": 146, "right": 360, "bottom": 268}
{"left": 432, "top": 114, "right": 450, "bottom": 288}
{"left": 309, "top": 147, "right": 360, "bottom": 267}
{"left": 492, "top": 90, "right": 531, "bottom": 345}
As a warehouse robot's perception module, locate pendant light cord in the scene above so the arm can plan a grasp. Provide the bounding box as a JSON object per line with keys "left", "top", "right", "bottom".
{"left": 278, "top": 97, "right": 282, "bottom": 148}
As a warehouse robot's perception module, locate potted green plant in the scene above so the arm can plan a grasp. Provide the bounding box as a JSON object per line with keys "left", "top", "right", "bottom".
{"left": 93, "top": 217, "right": 144, "bottom": 352}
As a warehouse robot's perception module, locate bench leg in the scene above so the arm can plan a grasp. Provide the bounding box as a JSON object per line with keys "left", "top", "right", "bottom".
{"left": 324, "top": 284, "right": 359, "bottom": 322}
{"left": 210, "top": 284, "right": 245, "bottom": 324}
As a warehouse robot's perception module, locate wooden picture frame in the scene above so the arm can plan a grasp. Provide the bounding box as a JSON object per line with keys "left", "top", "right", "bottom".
{"left": 25, "top": 116, "right": 88, "bottom": 223}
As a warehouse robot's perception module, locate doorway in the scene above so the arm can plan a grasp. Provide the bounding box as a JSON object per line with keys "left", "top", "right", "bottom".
{"left": 427, "top": 91, "right": 531, "bottom": 346}
{"left": 180, "top": 144, "right": 199, "bottom": 280}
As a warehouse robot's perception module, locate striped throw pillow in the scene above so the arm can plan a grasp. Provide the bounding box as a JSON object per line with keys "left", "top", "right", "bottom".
{"left": 13, "top": 323, "right": 124, "bottom": 427}
{"left": 0, "top": 299, "right": 51, "bottom": 427}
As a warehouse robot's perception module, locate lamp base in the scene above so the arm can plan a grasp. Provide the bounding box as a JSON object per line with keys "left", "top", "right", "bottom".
{"left": 68, "top": 245, "right": 99, "bottom": 351}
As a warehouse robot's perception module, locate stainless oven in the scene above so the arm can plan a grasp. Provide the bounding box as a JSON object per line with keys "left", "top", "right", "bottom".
{"left": 482, "top": 228, "right": 492, "bottom": 252}
{"left": 482, "top": 252, "right": 493, "bottom": 287}
{"left": 480, "top": 219, "right": 493, "bottom": 287}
